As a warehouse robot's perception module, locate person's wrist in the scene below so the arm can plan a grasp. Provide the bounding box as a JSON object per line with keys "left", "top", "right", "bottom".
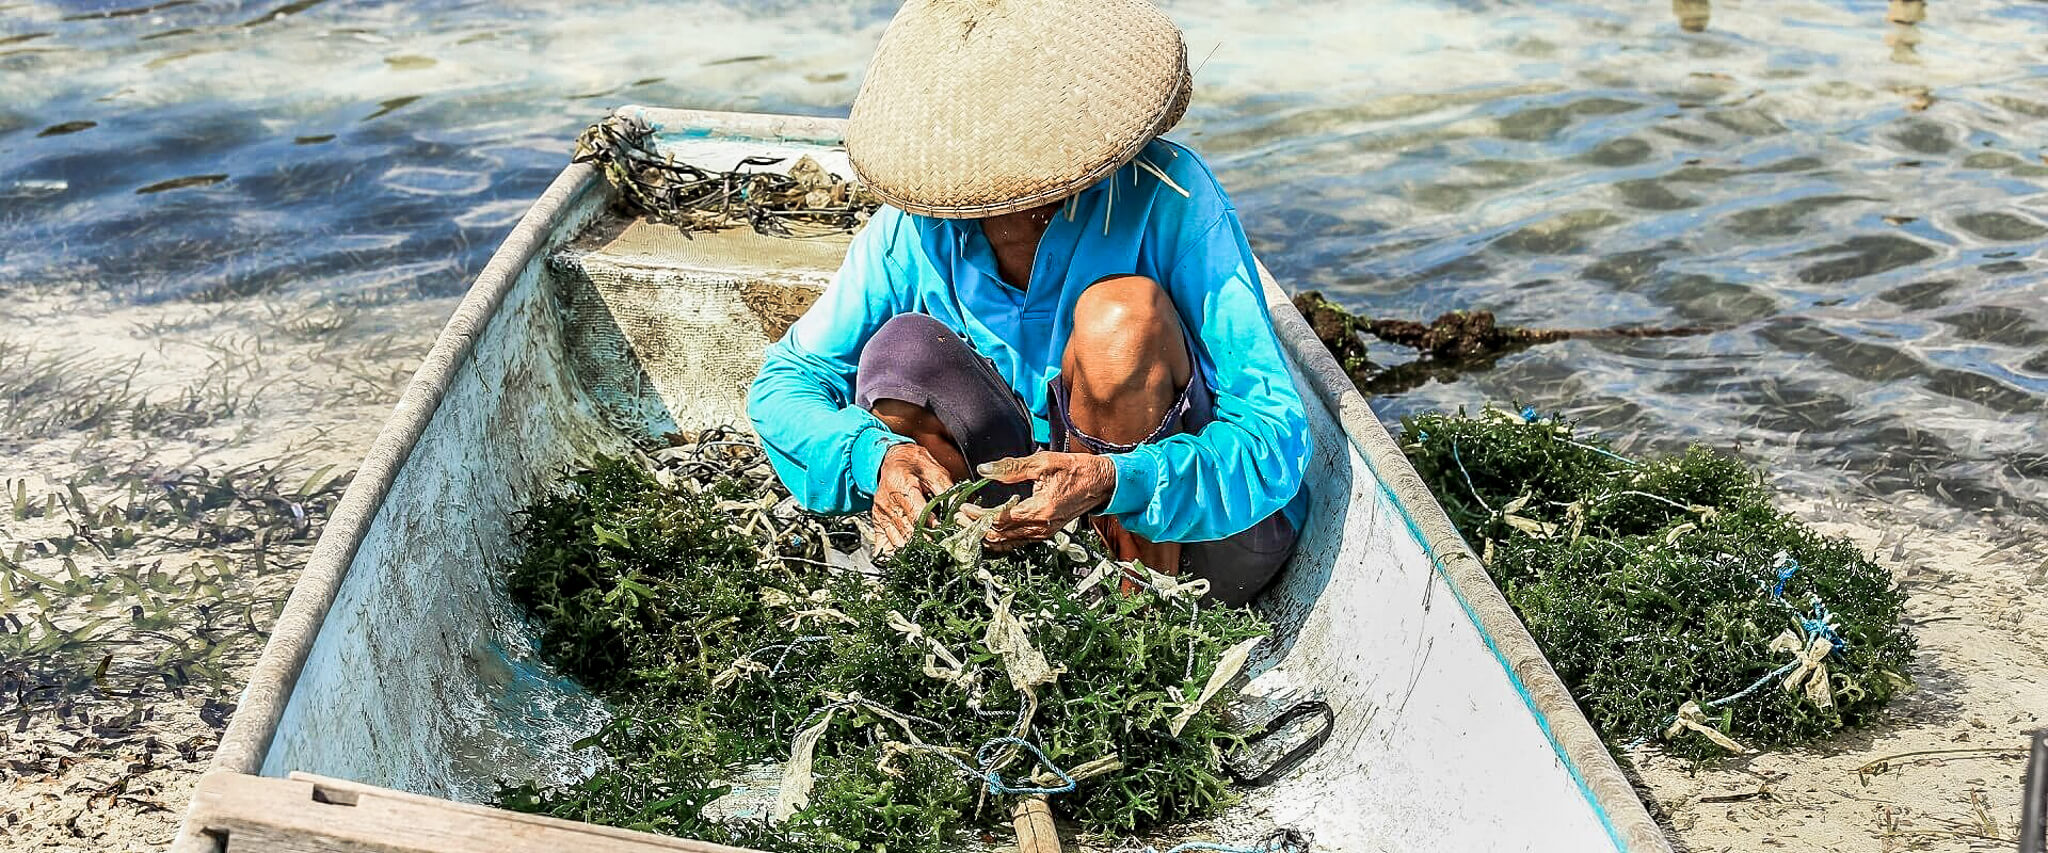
{"left": 1087, "top": 454, "right": 1117, "bottom": 509}
{"left": 855, "top": 426, "right": 912, "bottom": 497}
{"left": 884, "top": 442, "right": 919, "bottom": 467}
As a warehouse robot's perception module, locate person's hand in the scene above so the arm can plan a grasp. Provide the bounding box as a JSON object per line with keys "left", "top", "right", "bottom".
{"left": 871, "top": 443, "right": 955, "bottom": 553}
{"left": 975, "top": 452, "right": 1117, "bottom": 545}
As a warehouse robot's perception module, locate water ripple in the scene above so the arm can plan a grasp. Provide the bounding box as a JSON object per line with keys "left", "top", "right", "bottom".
{"left": 0, "top": 0, "right": 2043, "bottom": 527}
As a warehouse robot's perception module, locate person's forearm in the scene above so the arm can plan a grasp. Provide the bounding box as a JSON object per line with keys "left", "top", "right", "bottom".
{"left": 749, "top": 341, "right": 907, "bottom": 514}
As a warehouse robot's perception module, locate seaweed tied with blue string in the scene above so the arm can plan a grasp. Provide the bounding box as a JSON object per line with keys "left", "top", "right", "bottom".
{"left": 1399, "top": 407, "right": 1913, "bottom": 761}
{"left": 495, "top": 432, "right": 1272, "bottom": 852}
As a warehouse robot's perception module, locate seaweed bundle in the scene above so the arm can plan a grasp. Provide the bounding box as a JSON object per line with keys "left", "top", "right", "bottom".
{"left": 1398, "top": 408, "right": 1913, "bottom": 761}
{"left": 496, "top": 431, "right": 1276, "bottom": 852}
{"left": 574, "top": 113, "right": 880, "bottom": 237}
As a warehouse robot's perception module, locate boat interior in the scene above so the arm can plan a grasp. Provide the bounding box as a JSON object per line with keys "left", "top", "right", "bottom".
{"left": 236, "top": 110, "right": 1651, "bottom": 852}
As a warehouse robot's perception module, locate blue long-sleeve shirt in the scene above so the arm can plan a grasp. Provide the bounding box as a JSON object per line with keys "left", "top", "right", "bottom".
{"left": 746, "top": 138, "right": 1310, "bottom": 543}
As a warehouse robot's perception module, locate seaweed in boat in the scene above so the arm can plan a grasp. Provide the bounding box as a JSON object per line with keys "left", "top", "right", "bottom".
{"left": 498, "top": 429, "right": 1280, "bottom": 853}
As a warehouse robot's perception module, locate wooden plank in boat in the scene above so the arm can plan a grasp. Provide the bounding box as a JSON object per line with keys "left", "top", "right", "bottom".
{"left": 184, "top": 771, "right": 755, "bottom": 853}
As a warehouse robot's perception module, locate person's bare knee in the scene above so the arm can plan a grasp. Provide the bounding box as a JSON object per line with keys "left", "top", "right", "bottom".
{"left": 1062, "top": 276, "right": 1191, "bottom": 445}
{"left": 1062, "top": 278, "right": 1190, "bottom": 574}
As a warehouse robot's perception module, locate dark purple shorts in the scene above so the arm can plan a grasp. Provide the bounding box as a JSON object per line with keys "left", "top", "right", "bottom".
{"left": 853, "top": 312, "right": 1299, "bottom": 605}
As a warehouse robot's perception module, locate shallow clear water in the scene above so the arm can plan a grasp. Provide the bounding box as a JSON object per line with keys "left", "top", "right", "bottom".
{"left": 4, "top": 0, "right": 2045, "bottom": 527}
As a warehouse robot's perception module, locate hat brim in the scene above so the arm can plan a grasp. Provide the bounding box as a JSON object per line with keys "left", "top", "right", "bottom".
{"left": 846, "top": 0, "right": 1192, "bottom": 219}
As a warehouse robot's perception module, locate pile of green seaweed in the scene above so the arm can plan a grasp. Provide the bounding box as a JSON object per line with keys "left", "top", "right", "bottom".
{"left": 494, "top": 432, "right": 1273, "bottom": 853}
{"left": 1398, "top": 408, "right": 1914, "bottom": 760}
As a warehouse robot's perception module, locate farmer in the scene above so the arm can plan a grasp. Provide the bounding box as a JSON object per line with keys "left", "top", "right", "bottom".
{"left": 747, "top": 0, "right": 1310, "bottom": 605}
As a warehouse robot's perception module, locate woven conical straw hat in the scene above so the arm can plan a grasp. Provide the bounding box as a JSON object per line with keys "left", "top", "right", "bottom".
{"left": 846, "top": 0, "right": 1192, "bottom": 219}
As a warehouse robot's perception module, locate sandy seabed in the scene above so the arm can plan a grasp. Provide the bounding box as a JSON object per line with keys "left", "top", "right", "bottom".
{"left": 0, "top": 293, "right": 444, "bottom": 852}
{"left": 1, "top": 295, "right": 2042, "bottom": 853}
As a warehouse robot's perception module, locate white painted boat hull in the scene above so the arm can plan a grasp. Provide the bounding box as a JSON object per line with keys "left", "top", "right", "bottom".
{"left": 176, "top": 109, "right": 1670, "bottom": 853}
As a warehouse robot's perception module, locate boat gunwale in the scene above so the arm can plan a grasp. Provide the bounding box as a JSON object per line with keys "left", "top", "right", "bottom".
{"left": 1255, "top": 256, "right": 1669, "bottom": 853}
{"left": 180, "top": 106, "right": 1670, "bottom": 853}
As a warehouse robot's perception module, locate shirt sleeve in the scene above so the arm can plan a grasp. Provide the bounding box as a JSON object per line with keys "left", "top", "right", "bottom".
{"left": 747, "top": 214, "right": 913, "bottom": 514}
{"left": 1101, "top": 213, "right": 1313, "bottom": 542}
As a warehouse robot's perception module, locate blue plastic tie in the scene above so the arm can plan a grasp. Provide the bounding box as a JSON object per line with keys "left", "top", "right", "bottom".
{"left": 1767, "top": 553, "right": 1846, "bottom": 653}
{"left": 1450, "top": 437, "right": 1493, "bottom": 514}
{"left": 1629, "top": 551, "right": 1854, "bottom": 750}
{"left": 1800, "top": 597, "right": 1847, "bottom": 651}
{"left": 1771, "top": 552, "right": 1798, "bottom": 598}
{"left": 897, "top": 735, "right": 1079, "bottom": 797}
{"left": 976, "top": 736, "right": 1076, "bottom": 796}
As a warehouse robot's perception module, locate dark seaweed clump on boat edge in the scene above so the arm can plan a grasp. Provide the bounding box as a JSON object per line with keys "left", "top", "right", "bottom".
{"left": 574, "top": 112, "right": 880, "bottom": 238}
{"left": 1398, "top": 408, "right": 1914, "bottom": 762}
{"left": 494, "top": 431, "right": 1272, "bottom": 853}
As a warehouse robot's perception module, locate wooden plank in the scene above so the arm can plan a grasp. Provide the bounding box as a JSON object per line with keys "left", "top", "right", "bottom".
{"left": 184, "top": 771, "right": 764, "bottom": 853}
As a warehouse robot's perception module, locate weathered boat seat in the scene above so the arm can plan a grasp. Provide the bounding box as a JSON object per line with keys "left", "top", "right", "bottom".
{"left": 549, "top": 215, "right": 842, "bottom": 435}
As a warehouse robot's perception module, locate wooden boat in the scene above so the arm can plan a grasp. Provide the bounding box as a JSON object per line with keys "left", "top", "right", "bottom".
{"left": 171, "top": 108, "right": 1670, "bottom": 853}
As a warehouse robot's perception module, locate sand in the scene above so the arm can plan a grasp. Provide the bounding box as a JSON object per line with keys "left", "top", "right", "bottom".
{"left": 0, "top": 293, "right": 444, "bottom": 851}
{"left": 2, "top": 293, "right": 2043, "bottom": 852}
